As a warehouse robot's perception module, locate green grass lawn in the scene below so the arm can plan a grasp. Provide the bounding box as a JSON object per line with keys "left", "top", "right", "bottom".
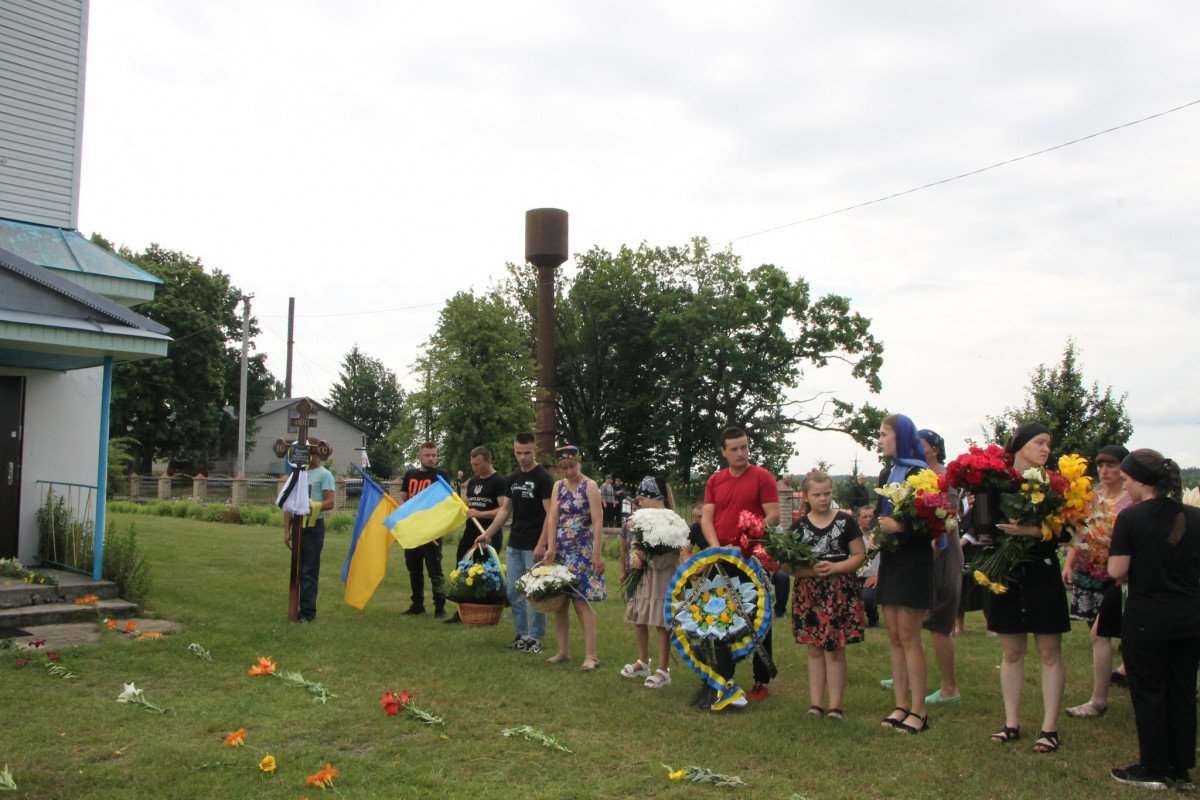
{"left": 4, "top": 513, "right": 1158, "bottom": 799}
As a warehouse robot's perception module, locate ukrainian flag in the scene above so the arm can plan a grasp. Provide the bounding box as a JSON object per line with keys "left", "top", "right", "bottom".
{"left": 384, "top": 474, "right": 469, "bottom": 549}
{"left": 342, "top": 467, "right": 398, "bottom": 610}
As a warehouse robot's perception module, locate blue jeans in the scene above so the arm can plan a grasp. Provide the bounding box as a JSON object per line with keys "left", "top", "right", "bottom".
{"left": 299, "top": 518, "right": 325, "bottom": 622}
{"left": 506, "top": 547, "right": 546, "bottom": 640}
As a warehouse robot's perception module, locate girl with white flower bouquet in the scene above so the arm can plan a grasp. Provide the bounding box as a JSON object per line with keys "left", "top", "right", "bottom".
{"left": 785, "top": 470, "right": 867, "bottom": 720}
{"left": 620, "top": 477, "right": 689, "bottom": 689}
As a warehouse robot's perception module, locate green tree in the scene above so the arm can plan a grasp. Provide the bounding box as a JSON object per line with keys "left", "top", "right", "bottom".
{"left": 407, "top": 290, "right": 535, "bottom": 475}
{"left": 326, "top": 345, "right": 405, "bottom": 478}
{"left": 502, "top": 238, "right": 884, "bottom": 482}
{"left": 981, "top": 339, "right": 1132, "bottom": 459}
{"left": 104, "top": 241, "right": 278, "bottom": 473}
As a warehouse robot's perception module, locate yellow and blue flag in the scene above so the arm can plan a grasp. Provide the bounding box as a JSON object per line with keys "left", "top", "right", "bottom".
{"left": 342, "top": 467, "right": 398, "bottom": 610}
{"left": 384, "top": 474, "right": 468, "bottom": 549}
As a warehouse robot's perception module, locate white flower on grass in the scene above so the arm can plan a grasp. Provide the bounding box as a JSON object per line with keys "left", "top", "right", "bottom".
{"left": 116, "top": 683, "right": 141, "bottom": 703}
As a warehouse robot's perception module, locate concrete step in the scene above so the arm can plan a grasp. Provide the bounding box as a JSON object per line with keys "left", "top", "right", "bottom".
{"left": 0, "top": 568, "right": 120, "bottom": 608}
{"left": 0, "top": 598, "right": 137, "bottom": 628}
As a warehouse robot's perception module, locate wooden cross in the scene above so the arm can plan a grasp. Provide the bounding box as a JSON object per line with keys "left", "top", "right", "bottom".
{"left": 272, "top": 398, "right": 333, "bottom": 621}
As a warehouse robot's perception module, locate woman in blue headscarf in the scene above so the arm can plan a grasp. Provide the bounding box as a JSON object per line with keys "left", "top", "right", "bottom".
{"left": 875, "top": 414, "right": 934, "bottom": 734}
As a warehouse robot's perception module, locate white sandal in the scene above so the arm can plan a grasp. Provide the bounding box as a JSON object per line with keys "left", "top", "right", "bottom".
{"left": 644, "top": 668, "right": 671, "bottom": 689}
{"left": 620, "top": 658, "right": 651, "bottom": 679}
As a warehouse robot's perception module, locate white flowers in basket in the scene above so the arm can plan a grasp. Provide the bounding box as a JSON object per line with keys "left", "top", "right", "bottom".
{"left": 515, "top": 563, "right": 578, "bottom": 600}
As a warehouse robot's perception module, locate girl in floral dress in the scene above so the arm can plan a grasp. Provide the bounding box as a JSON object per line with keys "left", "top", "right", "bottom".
{"left": 543, "top": 445, "right": 607, "bottom": 672}
{"left": 788, "top": 470, "right": 867, "bottom": 720}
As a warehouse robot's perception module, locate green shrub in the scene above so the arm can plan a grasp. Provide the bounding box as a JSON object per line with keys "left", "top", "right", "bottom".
{"left": 101, "top": 521, "right": 152, "bottom": 610}
{"left": 152, "top": 502, "right": 175, "bottom": 517}
{"left": 250, "top": 507, "right": 276, "bottom": 526}
{"left": 36, "top": 491, "right": 94, "bottom": 572}
{"left": 171, "top": 503, "right": 189, "bottom": 518}
{"left": 325, "top": 511, "right": 354, "bottom": 534}
{"left": 222, "top": 506, "right": 244, "bottom": 524}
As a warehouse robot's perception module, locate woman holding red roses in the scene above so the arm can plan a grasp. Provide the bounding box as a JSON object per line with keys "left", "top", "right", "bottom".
{"left": 989, "top": 421, "right": 1070, "bottom": 754}
{"left": 875, "top": 413, "right": 934, "bottom": 734}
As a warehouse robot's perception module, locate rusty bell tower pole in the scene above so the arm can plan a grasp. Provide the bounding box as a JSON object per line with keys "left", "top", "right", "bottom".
{"left": 524, "top": 208, "right": 568, "bottom": 462}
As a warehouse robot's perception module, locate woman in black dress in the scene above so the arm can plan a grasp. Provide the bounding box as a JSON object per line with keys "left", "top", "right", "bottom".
{"left": 876, "top": 413, "right": 933, "bottom": 734}
{"left": 988, "top": 422, "right": 1069, "bottom": 754}
{"left": 1108, "top": 449, "right": 1200, "bottom": 789}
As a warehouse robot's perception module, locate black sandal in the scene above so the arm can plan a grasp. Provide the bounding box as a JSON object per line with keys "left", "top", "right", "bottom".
{"left": 1032, "top": 730, "right": 1060, "bottom": 753}
{"left": 990, "top": 725, "right": 1020, "bottom": 743}
{"left": 881, "top": 706, "right": 909, "bottom": 728}
{"left": 826, "top": 708, "right": 844, "bottom": 721}
{"left": 806, "top": 705, "right": 824, "bottom": 718}
{"left": 898, "top": 712, "right": 929, "bottom": 734}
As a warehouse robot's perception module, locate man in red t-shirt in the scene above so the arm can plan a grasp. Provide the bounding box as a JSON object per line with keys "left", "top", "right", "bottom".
{"left": 701, "top": 426, "right": 781, "bottom": 703}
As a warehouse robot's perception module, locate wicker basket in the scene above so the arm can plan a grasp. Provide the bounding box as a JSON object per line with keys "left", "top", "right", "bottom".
{"left": 458, "top": 602, "right": 504, "bottom": 627}
{"left": 531, "top": 593, "right": 571, "bottom": 614}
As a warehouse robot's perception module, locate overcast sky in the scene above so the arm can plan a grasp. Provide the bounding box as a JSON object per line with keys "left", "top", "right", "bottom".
{"left": 77, "top": 1, "right": 1200, "bottom": 475}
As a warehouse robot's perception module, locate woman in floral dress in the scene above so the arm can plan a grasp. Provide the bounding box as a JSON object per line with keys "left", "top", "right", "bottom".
{"left": 543, "top": 445, "right": 607, "bottom": 671}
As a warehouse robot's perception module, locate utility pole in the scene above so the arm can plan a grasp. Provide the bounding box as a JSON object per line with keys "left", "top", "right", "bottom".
{"left": 285, "top": 297, "right": 295, "bottom": 398}
{"left": 237, "top": 294, "right": 253, "bottom": 478}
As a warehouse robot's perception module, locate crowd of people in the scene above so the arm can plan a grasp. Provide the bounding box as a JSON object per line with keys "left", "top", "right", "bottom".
{"left": 290, "top": 422, "right": 1200, "bottom": 791}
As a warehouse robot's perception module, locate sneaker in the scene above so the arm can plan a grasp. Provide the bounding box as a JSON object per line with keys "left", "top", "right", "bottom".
{"left": 402, "top": 606, "right": 426, "bottom": 616}
{"left": 1111, "top": 764, "right": 1169, "bottom": 790}
{"left": 506, "top": 635, "right": 526, "bottom": 650}
{"left": 1167, "top": 769, "right": 1195, "bottom": 790}
{"left": 433, "top": 609, "right": 447, "bottom": 619}
{"left": 748, "top": 682, "right": 769, "bottom": 700}
{"left": 880, "top": 678, "right": 894, "bottom": 689}
{"left": 523, "top": 640, "right": 542, "bottom": 655}
{"left": 442, "top": 612, "right": 462, "bottom": 625}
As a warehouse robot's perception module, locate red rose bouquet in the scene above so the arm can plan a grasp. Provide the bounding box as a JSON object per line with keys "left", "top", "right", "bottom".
{"left": 736, "top": 510, "right": 778, "bottom": 574}
{"left": 945, "top": 445, "right": 1021, "bottom": 493}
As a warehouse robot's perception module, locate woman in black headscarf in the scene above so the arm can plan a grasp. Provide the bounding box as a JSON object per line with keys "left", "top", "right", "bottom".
{"left": 1108, "top": 449, "right": 1200, "bottom": 789}
{"left": 989, "top": 422, "right": 1070, "bottom": 754}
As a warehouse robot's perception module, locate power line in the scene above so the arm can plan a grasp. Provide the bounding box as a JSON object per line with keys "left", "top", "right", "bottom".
{"left": 719, "top": 98, "right": 1200, "bottom": 245}
{"left": 259, "top": 302, "right": 439, "bottom": 319}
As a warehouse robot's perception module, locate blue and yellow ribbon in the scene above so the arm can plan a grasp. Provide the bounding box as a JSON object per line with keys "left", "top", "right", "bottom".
{"left": 664, "top": 547, "right": 773, "bottom": 710}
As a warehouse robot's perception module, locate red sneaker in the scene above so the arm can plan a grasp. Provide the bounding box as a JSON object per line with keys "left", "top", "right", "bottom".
{"left": 748, "top": 682, "right": 769, "bottom": 700}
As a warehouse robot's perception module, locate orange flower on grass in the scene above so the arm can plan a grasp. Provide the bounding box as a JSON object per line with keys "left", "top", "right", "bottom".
{"left": 105, "top": 618, "right": 118, "bottom": 629}
{"left": 222, "top": 727, "right": 247, "bottom": 747}
{"left": 305, "top": 762, "right": 338, "bottom": 789}
{"left": 123, "top": 621, "right": 139, "bottom": 633}
{"left": 138, "top": 632, "right": 163, "bottom": 639}
{"left": 247, "top": 656, "right": 276, "bottom": 676}
{"left": 75, "top": 594, "right": 99, "bottom": 605}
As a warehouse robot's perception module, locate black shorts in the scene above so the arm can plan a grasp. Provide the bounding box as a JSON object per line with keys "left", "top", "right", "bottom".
{"left": 1094, "top": 581, "right": 1124, "bottom": 639}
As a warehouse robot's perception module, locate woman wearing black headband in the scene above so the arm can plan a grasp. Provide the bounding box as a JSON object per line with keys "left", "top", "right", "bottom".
{"left": 1107, "top": 449, "right": 1200, "bottom": 789}
{"left": 989, "top": 421, "right": 1069, "bottom": 754}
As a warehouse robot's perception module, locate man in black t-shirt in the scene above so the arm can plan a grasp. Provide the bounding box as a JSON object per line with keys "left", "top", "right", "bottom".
{"left": 443, "top": 446, "right": 508, "bottom": 625}
{"left": 476, "top": 432, "right": 553, "bottom": 654}
{"left": 399, "top": 442, "right": 452, "bottom": 618}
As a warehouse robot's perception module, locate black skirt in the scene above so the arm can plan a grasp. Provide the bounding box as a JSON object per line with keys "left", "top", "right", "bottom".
{"left": 876, "top": 535, "right": 933, "bottom": 610}
{"left": 986, "top": 549, "right": 1070, "bottom": 635}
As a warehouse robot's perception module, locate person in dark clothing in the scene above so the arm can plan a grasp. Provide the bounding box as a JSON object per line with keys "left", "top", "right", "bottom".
{"left": 1108, "top": 448, "right": 1200, "bottom": 790}
{"left": 399, "top": 442, "right": 451, "bottom": 618}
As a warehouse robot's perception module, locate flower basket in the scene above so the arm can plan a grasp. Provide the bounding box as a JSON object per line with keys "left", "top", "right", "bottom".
{"left": 970, "top": 489, "right": 1003, "bottom": 546}
{"left": 532, "top": 593, "right": 571, "bottom": 614}
{"left": 458, "top": 602, "right": 505, "bottom": 626}
{"left": 444, "top": 544, "right": 507, "bottom": 606}
{"left": 515, "top": 562, "right": 579, "bottom": 614}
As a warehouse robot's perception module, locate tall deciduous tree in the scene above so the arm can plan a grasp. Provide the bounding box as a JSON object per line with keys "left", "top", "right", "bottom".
{"left": 326, "top": 345, "right": 405, "bottom": 477}
{"left": 502, "top": 238, "right": 884, "bottom": 482}
{"left": 407, "top": 290, "right": 535, "bottom": 475}
{"left": 104, "top": 240, "right": 279, "bottom": 473}
{"left": 981, "top": 338, "right": 1132, "bottom": 459}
